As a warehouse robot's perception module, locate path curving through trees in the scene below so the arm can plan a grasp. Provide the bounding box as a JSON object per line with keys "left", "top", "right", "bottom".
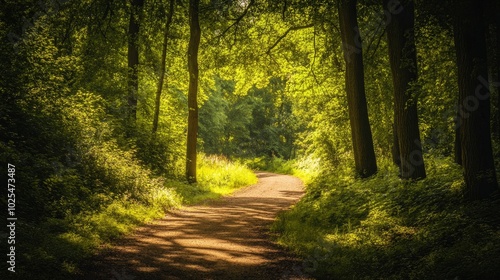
{"left": 79, "top": 172, "right": 314, "bottom": 280}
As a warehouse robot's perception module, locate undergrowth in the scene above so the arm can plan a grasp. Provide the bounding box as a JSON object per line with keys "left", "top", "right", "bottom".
{"left": 272, "top": 157, "right": 500, "bottom": 280}
{"left": 1, "top": 91, "right": 257, "bottom": 279}
{"left": 9, "top": 154, "right": 256, "bottom": 280}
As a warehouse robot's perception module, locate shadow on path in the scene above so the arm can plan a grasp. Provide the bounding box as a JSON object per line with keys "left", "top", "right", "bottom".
{"left": 78, "top": 172, "right": 313, "bottom": 280}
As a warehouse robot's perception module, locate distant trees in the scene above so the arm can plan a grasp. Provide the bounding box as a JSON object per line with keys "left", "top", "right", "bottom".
{"left": 152, "top": 0, "right": 175, "bottom": 134}
{"left": 338, "top": 0, "right": 377, "bottom": 178}
{"left": 198, "top": 77, "right": 297, "bottom": 159}
{"left": 384, "top": 0, "right": 426, "bottom": 179}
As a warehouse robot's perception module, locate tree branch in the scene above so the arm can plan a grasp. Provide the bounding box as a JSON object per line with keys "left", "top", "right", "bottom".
{"left": 266, "top": 23, "right": 314, "bottom": 55}
{"left": 366, "top": 23, "right": 387, "bottom": 62}
{"left": 282, "top": 0, "right": 287, "bottom": 20}
{"left": 218, "top": 0, "right": 255, "bottom": 38}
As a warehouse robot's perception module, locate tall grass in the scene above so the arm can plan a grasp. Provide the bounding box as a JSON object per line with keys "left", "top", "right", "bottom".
{"left": 272, "top": 156, "right": 500, "bottom": 279}
{"left": 174, "top": 154, "right": 258, "bottom": 204}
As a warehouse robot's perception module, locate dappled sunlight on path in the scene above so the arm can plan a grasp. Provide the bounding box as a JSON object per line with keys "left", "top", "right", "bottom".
{"left": 79, "top": 172, "right": 314, "bottom": 280}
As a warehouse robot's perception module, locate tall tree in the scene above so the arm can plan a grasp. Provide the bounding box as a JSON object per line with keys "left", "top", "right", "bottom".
{"left": 338, "top": 0, "right": 377, "bottom": 178}
{"left": 454, "top": 125, "right": 462, "bottom": 165}
{"left": 496, "top": 0, "right": 500, "bottom": 142}
{"left": 152, "top": 0, "right": 175, "bottom": 134}
{"left": 127, "top": 0, "right": 144, "bottom": 122}
{"left": 453, "top": 0, "right": 498, "bottom": 199}
{"left": 186, "top": 0, "right": 201, "bottom": 183}
{"left": 487, "top": 0, "right": 500, "bottom": 141}
{"left": 384, "top": 0, "right": 426, "bottom": 179}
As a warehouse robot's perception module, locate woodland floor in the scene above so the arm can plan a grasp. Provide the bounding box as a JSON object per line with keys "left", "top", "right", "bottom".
{"left": 78, "top": 172, "right": 315, "bottom": 280}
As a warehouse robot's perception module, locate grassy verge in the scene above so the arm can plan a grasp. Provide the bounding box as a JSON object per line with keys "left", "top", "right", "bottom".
{"left": 271, "top": 157, "right": 500, "bottom": 279}
{"left": 9, "top": 154, "right": 256, "bottom": 280}
{"left": 173, "top": 154, "right": 258, "bottom": 204}
{"left": 242, "top": 155, "right": 320, "bottom": 184}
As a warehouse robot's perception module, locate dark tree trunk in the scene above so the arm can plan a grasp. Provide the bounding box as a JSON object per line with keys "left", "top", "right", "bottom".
{"left": 152, "top": 0, "right": 175, "bottom": 134}
{"left": 337, "top": 0, "right": 377, "bottom": 178}
{"left": 498, "top": 19, "right": 500, "bottom": 142}
{"left": 186, "top": 0, "right": 201, "bottom": 183}
{"left": 488, "top": 0, "right": 500, "bottom": 141}
{"left": 455, "top": 99, "right": 463, "bottom": 165}
{"left": 127, "top": 0, "right": 144, "bottom": 122}
{"left": 384, "top": 0, "right": 426, "bottom": 180}
{"left": 454, "top": 124, "right": 462, "bottom": 165}
{"left": 391, "top": 119, "right": 401, "bottom": 168}
{"left": 453, "top": 0, "right": 498, "bottom": 199}
{"left": 498, "top": 16, "right": 500, "bottom": 143}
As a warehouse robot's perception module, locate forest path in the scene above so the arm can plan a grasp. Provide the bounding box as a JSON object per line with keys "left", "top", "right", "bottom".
{"left": 79, "top": 172, "right": 314, "bottom": 280}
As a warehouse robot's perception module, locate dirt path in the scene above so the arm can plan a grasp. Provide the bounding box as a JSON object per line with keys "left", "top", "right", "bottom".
{"left": 79, "top": 172, "right": 314, "bottom": 280}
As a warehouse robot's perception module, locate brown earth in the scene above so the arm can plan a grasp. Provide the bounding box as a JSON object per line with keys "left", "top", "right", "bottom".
{"left": 78, "top": 172, "right": 315, "bottom": 280}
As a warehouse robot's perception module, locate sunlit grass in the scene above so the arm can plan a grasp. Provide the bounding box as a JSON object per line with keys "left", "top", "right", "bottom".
{"left": 176, "top": 154, "right": 258, "bottom": 204}
{"left": 242, "top": 155, "right": 321, "bottom": 184}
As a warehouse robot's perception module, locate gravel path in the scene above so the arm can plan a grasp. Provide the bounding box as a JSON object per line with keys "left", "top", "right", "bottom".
{"left": 79, "top": 172, "right": 314, "bottom": 280}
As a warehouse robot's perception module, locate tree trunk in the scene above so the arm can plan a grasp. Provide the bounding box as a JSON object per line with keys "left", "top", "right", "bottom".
{"left": 453, "top": 0, "right": 498, "bottom": 199}
{"left": 152, "top": 0, "right": 175, "bottom": 134}
{"left": 337, "top": 0, "right": 377, "bottom": 178}
{"left": 497, "top": 18, "right": 500, "bottom": 142}
{"left": 391, "top": 119, "right": 401, "bottom": 168}
{"left": 384, "top": 0, "right": 426, "bottom": 180}
{"left": 454, "top": 123, "right": 462, "bottom": 165}
{"left": 127, "top": 0, "right": 144, "bottom": 122}
{"left": 489, "top": 0, "right": 500, "bottom": 141}
{"left": 186, "top": 0, "right": 201, "bottom": 183}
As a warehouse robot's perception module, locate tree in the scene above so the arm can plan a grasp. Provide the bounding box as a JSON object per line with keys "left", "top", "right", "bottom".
{"left": 186, "top": 0, "right": 201, "bottom": 183}
{"left": 384, "top": 0, "right": 426, "bottom": 179}
{"left": 152, "top": 0, "right": 175, "bottom": 134}
{"left": 486, "top": 0, "right": 500, "bottom": 141}
{"left": 496, "top": 0, "right": 500, "bottom": 142}
{"left": 127, "top": 0, "right": 145, "bottom": 122}
{"left": 453, "top": 0, "right": 498, "bottom": 199}
{"left": 338, "top": 0, "right": 377, "bottom": 178}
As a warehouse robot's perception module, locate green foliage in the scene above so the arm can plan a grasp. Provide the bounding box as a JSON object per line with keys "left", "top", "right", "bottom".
{"left": 245, "top": 156, "right": 295, "bottom": 174}
{"left": 416, "top": 20, "right": 458, "bottom": 156}
{"left": 272, "top": 157, "right": 500, "bottom": 279}
{"left": 176, "top": 154, "right": 258, "bottom": 204}
{"left": 2, "top": 0, "right": 499, "bottom": 279}
{"left": 0, "top": 9, "right": 256, "bottom": 277}
{"left": 199, "top": 76, "right": 299, "bottom": 159}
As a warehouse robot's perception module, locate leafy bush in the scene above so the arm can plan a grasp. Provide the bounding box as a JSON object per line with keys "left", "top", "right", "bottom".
{"left": 1, "top": 77, "right": 256, "bottom": 278}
